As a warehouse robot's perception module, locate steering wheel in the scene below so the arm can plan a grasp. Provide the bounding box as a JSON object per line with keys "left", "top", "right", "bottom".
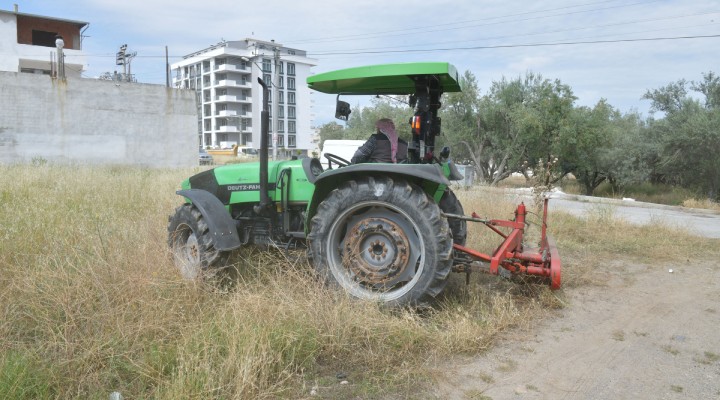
{"left": 323, "top": 153, "right": 351, "bottom": 168}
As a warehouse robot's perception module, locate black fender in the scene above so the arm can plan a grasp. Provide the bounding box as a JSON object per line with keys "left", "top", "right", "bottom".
{"left": 305, "top": 163, "right": 451, "bottom": 228}
{"left": 177, "top": 189, "right": 242, "bottom": 251}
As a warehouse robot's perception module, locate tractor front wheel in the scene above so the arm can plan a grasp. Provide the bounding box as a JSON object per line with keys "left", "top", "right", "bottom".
{"left": 167, "top": 204, "right": 230, "bottom": 279}
{"left": 308, "top": 177, "right": 453, "bottom": 307}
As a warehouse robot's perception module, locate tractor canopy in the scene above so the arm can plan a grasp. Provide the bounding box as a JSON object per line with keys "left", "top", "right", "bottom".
{"left": 307, "top": 62, "right": 462, "bottom": 95}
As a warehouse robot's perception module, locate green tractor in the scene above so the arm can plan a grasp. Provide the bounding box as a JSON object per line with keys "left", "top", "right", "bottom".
{"left": 168, "top": 62, "right": 561, "bottom": 307}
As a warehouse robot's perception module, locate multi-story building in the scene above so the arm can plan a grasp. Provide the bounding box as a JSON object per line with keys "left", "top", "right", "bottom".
{"left": 0, "top": 6, "right": 87, "bottom": 77}
{"left": 171, "top": 39, "right": 317, "bottom": 156}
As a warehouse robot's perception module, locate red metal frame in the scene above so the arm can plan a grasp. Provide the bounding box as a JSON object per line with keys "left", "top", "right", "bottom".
{"left": 451, "top": 198, "right": 561, "bottom": 290}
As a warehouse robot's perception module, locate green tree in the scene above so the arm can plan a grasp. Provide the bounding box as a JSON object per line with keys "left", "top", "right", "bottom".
{"left": 643, "top": 72, "right": 720, "bottom": 200}
{"left": 603, "top": 112, "right": 654, "bottom": 192}
{"left": 316, "top": 121, "right": 346, "bottom": 151}
{"left": 438, "top": 70, "right": 482, "bottom": 165}
{"left": 467, "top": 72, "right": 576, "bottom": 185}
{"left": 555, "top": 100, "right": 615, "bottom": 195}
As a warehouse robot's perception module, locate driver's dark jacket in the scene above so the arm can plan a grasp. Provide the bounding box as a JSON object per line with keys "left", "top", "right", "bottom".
{"left": 351, "top": 133, "right": 408, "bottom": 164}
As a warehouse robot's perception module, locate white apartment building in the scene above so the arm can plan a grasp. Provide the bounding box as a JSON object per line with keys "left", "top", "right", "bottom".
{"left": 171, "top": 39, "right": 317, "bottom": 156}
{"left": 0, "top": 6, "right": 87, "bottom": 77}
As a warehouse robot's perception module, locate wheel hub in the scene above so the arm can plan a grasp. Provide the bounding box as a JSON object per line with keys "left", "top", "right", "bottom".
{"left": 342, "top": 217, "right": 412, "bottom": 287}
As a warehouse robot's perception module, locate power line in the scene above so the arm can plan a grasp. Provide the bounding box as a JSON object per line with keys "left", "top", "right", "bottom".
{"left": 63, "top": 31, "right": 720, "bottom": 60}
{"left": 307, "top": 11, "right": 719, "bottom": 53}
{"left": 310, "top": 34, "right": 720, "bottom": 57}
{"left": 287, "top": 0, "right": 663, "bottom": 45}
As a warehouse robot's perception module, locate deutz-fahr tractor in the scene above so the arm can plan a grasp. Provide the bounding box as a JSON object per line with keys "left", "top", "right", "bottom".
{"left": 168, "top": 62, "right": 561, "bottom": 307}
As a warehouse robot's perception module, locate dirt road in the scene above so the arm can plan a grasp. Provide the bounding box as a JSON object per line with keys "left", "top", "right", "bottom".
{"left": 434, "top": 257, "right": 720, "bottom": 399}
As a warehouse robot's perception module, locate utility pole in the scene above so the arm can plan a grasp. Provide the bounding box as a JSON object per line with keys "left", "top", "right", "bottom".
{"left": 115, "top": 44, "right": 137, "bottom": 82}
{"left": 116, "top": 44, "right": 127, "bottom": 77}
{"left": 165, "top": 46, "right": 170, "bottom": 87}
{"left": 272, "top": 45, "right": 280, "bottom": 161}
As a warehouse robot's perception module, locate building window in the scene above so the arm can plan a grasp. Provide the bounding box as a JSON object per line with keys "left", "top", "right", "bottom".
{"left": 288, "top": 77, "right": 295, "bottom": 90}
{"left": 278, "top": 91, "right": 284, "bottom": 104}
{"left": 288, "top": 135, "right": 296, "bottom": 147}
{"left": 31, "top": 30, "right": 58, "bottom": 47}
{"left": 288, "top": 92, "right": 296, "bottom": 104}
{"left": 288, "top": 106, "right": 296, "bottom": 119}
{"left": 278, "top": 62, "right": 284, "bottom": 75}
{"left": 262, "top": 58, "right": 271, "bottom": 72}
{"left": 288, "top": 50, "right": 296, "bottom": 55}
{"left": 278, "top": 106, "right": 284, "bottom": 118}
{"left": 288, "top": 121, "right": 296, "bottom": 133}
{"left": 278, "top": 78, "right": 283, "bottom": 89}
{"left": 277, "top": 134, "right": 284, "bottom": 147}
{"left": 287, "top": 63, "right": 296, "bottom": 76}
{"left": 263, "top": 73, "right": 271, "bottom": 85}
{"left": 277, "top": 120, "right": 285, "bottom": 133}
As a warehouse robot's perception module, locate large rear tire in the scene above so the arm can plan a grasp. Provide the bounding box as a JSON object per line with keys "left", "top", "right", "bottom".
{"left": 167, "top": 204, "right": 230, "bottom": 279}
{"left": 439, "top": 189, "right": 467, "bottom": 246}
{"left": 308, "top": 177, "right": 453, "bottom": 307}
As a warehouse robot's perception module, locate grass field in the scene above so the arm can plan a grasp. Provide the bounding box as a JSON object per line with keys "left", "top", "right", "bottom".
{"left": 1, "top": 163, "right": 716, "bottom": 399}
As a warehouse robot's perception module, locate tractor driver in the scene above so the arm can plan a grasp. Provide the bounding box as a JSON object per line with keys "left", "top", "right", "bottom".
{"left": 351, "top": 118, "right": 408, "bottom": 164}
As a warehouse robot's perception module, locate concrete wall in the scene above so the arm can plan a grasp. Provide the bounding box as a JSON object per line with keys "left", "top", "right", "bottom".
{"left": 0, "top": 72, "right": 198, "bottom": 167}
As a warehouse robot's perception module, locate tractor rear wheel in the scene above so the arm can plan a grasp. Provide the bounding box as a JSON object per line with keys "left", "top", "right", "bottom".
{"left": 439, "top": 189, "right": 467, "bottom": 246}
{"left": 167, "top": 204, "right": 230, "bottom": 279}
{"left": 308, "top": 177, "right": 453, "bottom": 307}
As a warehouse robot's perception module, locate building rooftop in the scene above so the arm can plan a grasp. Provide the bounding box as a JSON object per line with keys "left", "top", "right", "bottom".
{"left": 182, "top": 38, "right": 307, "bottom": 59}
{"left": 0, "top": 9, "right": 89, "bottom": 28}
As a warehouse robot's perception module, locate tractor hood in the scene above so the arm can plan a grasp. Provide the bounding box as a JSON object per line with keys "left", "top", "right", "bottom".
{"left": 307, "top": 62, "right": 462, "bottom": 95}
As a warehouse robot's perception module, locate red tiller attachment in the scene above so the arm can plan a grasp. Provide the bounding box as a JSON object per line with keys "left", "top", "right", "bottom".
{"left": 445, "top": 198, "right": 561, "bottom": 290}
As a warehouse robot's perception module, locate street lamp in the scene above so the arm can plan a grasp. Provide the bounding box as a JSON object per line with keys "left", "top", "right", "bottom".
{"left": 55, "top": 35, "right": 65, "bottom": 79}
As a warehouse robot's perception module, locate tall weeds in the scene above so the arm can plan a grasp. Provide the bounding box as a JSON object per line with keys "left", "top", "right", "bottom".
{"left": 1, "top": 165, "right": 714, "bottom": 398}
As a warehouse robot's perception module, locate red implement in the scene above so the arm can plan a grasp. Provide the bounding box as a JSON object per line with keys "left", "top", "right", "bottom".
{"left": 448, "top": 198, "right": 561, "bottom": 290}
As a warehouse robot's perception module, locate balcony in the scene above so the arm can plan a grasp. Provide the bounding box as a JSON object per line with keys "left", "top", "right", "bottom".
{"left": 215, "top": 64, "right": 248, "bottom": 73}
{"left": 214, "top": 79, "right": 239, "bottom": 87}
{"left": 215, "top": 95, "right": 252, "bottom": 103}
{"left": 216, "top": 125, "right": 240, "bottom": 133}
{"left": 215, "top": 95, "right": 238, "bottom": 102}
{"left": 217, "top": 110, "right": 238, "bottom": 117}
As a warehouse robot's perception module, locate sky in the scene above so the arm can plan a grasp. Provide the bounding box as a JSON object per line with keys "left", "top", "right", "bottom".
{"left": 3, "top": 0, "right": 718, "bottom": 123}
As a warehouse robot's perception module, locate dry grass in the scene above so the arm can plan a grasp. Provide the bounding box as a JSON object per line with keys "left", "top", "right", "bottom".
{"left": 682, "top": 198, "right": 720, "bottom": 211}
{"left": 1, "top": 165, "right": 716, "bottom": 399}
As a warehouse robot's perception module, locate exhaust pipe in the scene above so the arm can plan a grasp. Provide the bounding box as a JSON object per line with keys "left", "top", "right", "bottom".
{"left": 254, "top": 77, "right": 271, "bottom": 215}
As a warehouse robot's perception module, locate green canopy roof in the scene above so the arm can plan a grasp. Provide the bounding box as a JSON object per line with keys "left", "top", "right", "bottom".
{"left": 306, "top": 62, "right": 461, "bottom": 95}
